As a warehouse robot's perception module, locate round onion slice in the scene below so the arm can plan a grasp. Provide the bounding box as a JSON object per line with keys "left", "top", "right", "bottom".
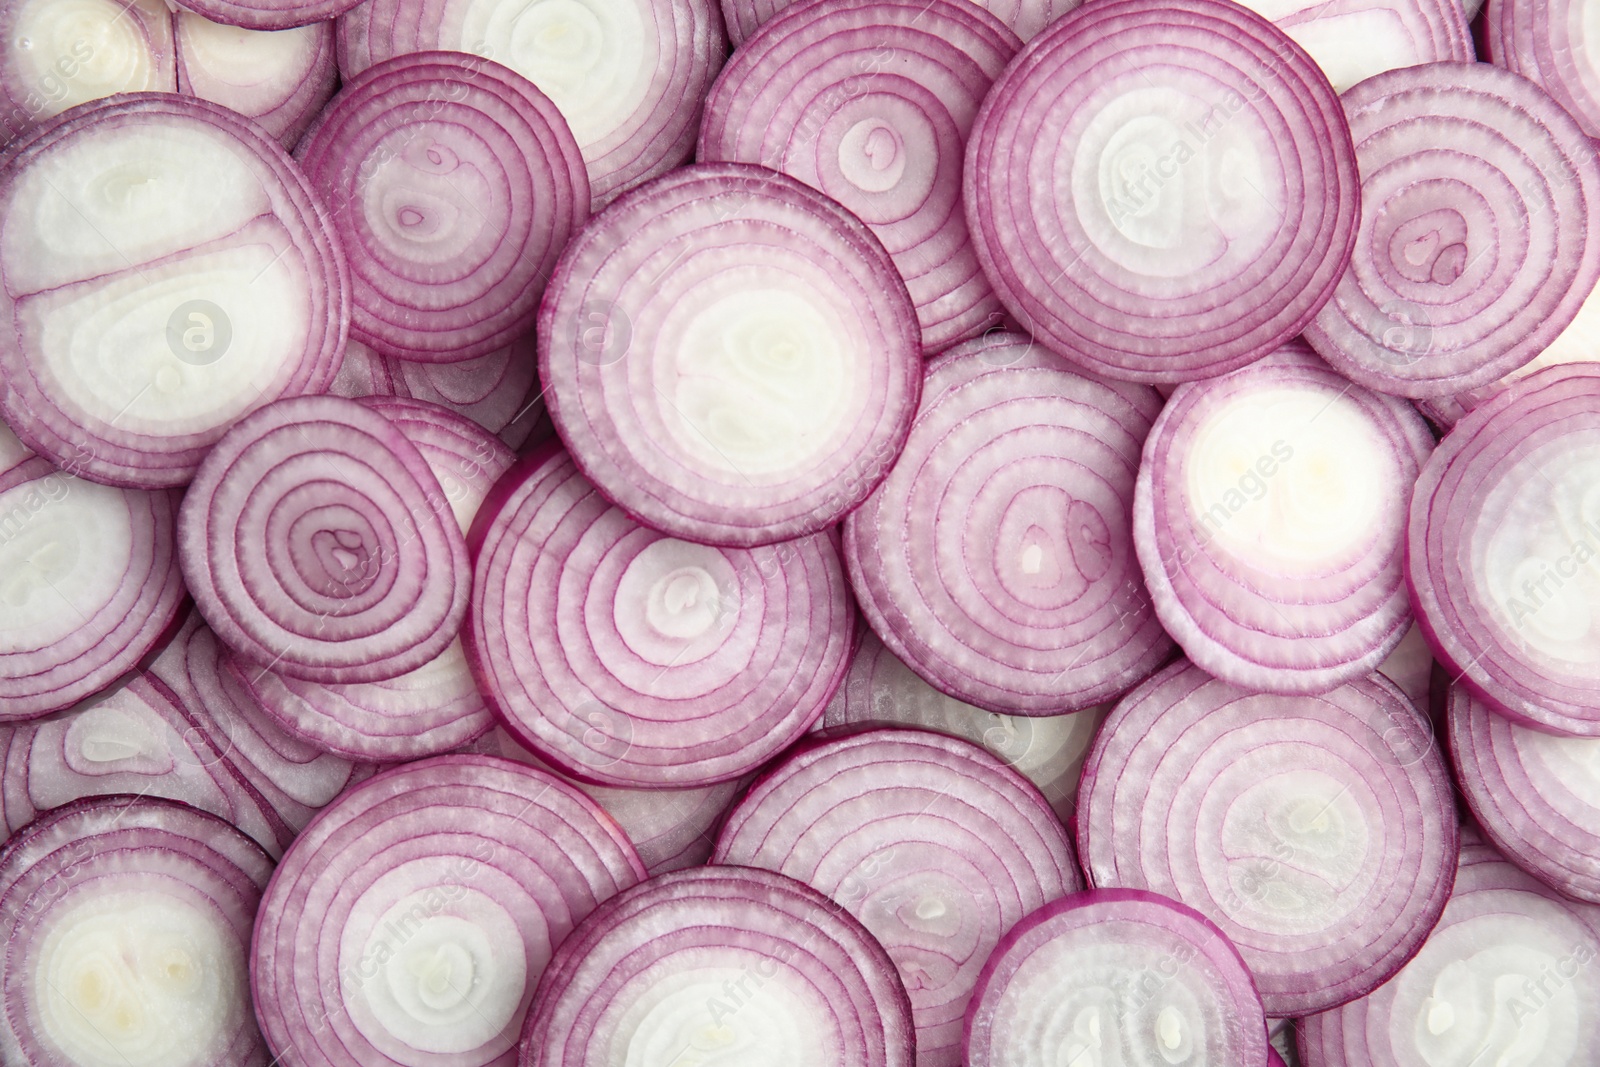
{"left": 539, "top": 163, "right": 921, "bottom": 547}
{"left": 698, "top": 0, "right": 1020, "bottom": 353}
{"left": 336, "top": 0, "right": 726, "bottom": 206}
{"left": 1408, "top": 364, "right": 1600, "bottom": 735}
{"left": 1135, "top": 342, "right": 1434, "bottom": 694}
{"left": 298, "top": 51, "right": 588, "bottom": 363}
{"left": 844, "top": 331, "right": 1171, "bottom": 716}
{"left": 521, "top": 865, "right": 914, "bottom": 1067}
{"left": 1487, "top": 0, "right": 1600, "bottom": 140}
{"left": 467, "top": 443, "right": 853, "bottom": 787}
{"left": 177, "top": 394, "right": 471, "bottom": 685}
{"left": 0, "top": 92, "right": 348, "bottom": 487}
{"left": 1298, "top": 830, "right": 1600, "bottom": 1067}
{"left": 714, "top": 728, "right": 1082, "bottom": 1066}
{"left": 0, "top": 795, "right": 274, "bottom": 1066}
{"left": 174, "top": 0, "right": 361, "bottom": 30}
{"left": 964, "top": 0, "right": 1359, "bottom": 383}
{"left": 964, "top": 890, "right": 1270, "bottom": 1067}
{"left": 1078, "top": 659, "right": 1459, "bottom": 1017}
{"left": 1238, "top": 0, "right": 1471, "bottom": 93}
{"left": 719, "top": 0, "right": 1078, "bottom": 46}
{"left": 175, "top": 9, "right": 337, "bottom": 146}
{"left": 1305, "top": 63, "right": 1600, "bottom": 398}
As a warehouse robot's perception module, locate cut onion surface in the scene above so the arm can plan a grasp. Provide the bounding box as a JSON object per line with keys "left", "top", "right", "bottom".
{"left": 336, "top": 0, "right": 726, "bottom": 206}
{"left": 251, "top": 754, "right": 645, "bottom": 1067}
{"left": 0, "top": 795, "right": 274, "bottom": 1067}
{"left": 964, "top": 0, "right": 1359, "bottom": 383}
{"left": 1486, "top": 0, "right": 1600, "bottom": 141}
{"left": 963, "top": 889, "right": 1270, "bottom": 1067}
{"left": 714, "top": 727, "right": 1081, "bottom": 1067}
{"left": 1077, "top": 659, "right": 1459, "bottom": 1017}
{"left": 466, "top": 442, "right": 853, "bottom": 788}
{"left": 1408, "top": 364, "right": 1600, "bottom": 736}
{"left": 174, "top": 0, "right": 362, "bottom": 30}
{"left": 175, "top": 9, "right": 337, "bottom": 146}
{"left": 0, "top": 92, "right": 348, "bottom": 488}
{"left": 1298, "top": 829, "right": 1600, "bottom": 1067}
{"left": 178, "top": 393, "right": 471, "bottom": 685}
{"left": 698, "top": 0, "right": 1020, "bottom": 354}
{"left": 298, "top": 51, "right": 588, "bottom": 363}
{"left": 520, "top": 865, "right": 916, "bottom": 1067}
{"left": 538, "top": 162, "right": 922, "bottom": 548}
{"left": 1134, "top": 342, "right": 1434, "bottom": 694}
{"left": 1305, "top": 62, "right": 1600, "bottom": 399}
{"left": 844, "top": 330, "right": 1171, "bottom": 716}
{"left": 1237, "top": 0, "right": 1471, "bottom": 93}
{"left": 719, "top": 0, "right": 1078, "bottom": 47}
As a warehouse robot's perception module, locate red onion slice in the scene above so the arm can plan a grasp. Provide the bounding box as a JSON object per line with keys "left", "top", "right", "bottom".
{"left": 521, "top": 865, "right": 915, "bottom": 1067}
{"left": 1135, "top": 342, "right": 1434, "bottom": 694}
{"left": 1408, "top": 364, "right": 1600, "bottom": 735}
{"left": 1238, "top": 0, "right": 1471, "bottom": 92}
{"left": 1305, "top": 63, "right": 1600, "bottom": 398}
{"left": 467, "top": 443, "right": 853, "bottom": 787}
{"left": 178, "top": 394, "right": 471, "bottom": 685}
{"left": 844, "top": 331, "right": 1171, "bottom": 716}
{"left": 1487, "top": 0, "right": 1600, "bottom": 141}
{"left": 336, "top": 0, "right": 726, "bottom": 206}
{"left": 964, "top": 890, "right": 1270, "bottom": 1067}
{"left": 965, "top": 0, "right": 1359, "bottom": 383}
{"left": 1078, "top": 659, "right": 1459, "bottom": 1017}
{"left": 0, "top": 795, "right": 274, "bottom": 1066}
{"left": 539, "top": 163, "right": 922, "bottom": 547}
{"left": 251, "top": 754, "right": 645, "bottom": 1067}
{"left": 698, "top": 0, "right": 1020, "bottom": 354}
{"left": 175, "top": 10, "right": 338, "bottom": 146}
{"left": 298, "top": 51, "right": 588, "bottom": 363}
{"left": 174, "top": 0, "right": 362, "bottom": 30}
{"left": 0, "top": 92, "right": 348, "bottom": 487}
{"left": 714, "top": 727, "right": 1082, "bottom": 1066}
{"left": 719, "top": 0, "right": 1078, "bottom": 47}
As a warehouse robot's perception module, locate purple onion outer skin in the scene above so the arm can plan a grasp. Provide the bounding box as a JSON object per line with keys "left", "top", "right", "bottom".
{"left": 1077, "top": 659, "right": 1459, "bottom": 1018}
{"left": 719, "top": 0, "right": 1080, "bottom": 47}
{"left": 175, "top": 0, "right": 363, "bottom": 30}
{"left": 698, "top": 0, "right": 1021, "bottom": 354}
{"left": 175, "top": 10, "right": 338, "bottom": 147}
{"left": 844, "top": 331, "right": 1171, "bottom": 717}
{"left": 1486, "top": 0, "right": 1600, "bottom": 141}
{"left": 1134, "top": 342, "right": 1434, "bottom": 695}
{"left": 964, "top": 0, "right": 1359, "bottom": 383}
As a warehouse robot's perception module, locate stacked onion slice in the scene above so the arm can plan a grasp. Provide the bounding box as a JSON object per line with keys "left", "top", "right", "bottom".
{"left": 1237, "top": 0, "right": 1471, "bottom": 92}
{"left": 174, "top": 9, "right": 338, "bottom": 146}
{"left": 174, "top": 0, "right": 361, "bottom": 30}
{"left": 1486, "top": 0, "right": 1600, "bottom": 140}
{"left": 719, "top": 0, "right": 1080, "bottom": 46}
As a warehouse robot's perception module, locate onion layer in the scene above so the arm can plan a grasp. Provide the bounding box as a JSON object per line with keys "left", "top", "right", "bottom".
{"left": 1486, "top": 0, "right": 1600, "bottom": 141}
{"left": 718, "top": 0, "right": 1079, "bottom": 47}
{"left": 1237, "top": 0, "right": 1471, "bottom": 93}
{"left": 175, "top": 10, "right": 337, "bottom": 146}
{"left": 174, "top": 0, "right": 362, "bottom": 30}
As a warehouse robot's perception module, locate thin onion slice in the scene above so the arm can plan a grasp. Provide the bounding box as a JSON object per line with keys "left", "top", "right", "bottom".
{"left": 714, "top": 727, "right": 1082, "bottom": 1067}
{"left": 0, "top": 795, "right": 274, "bottom": 1067}
{"left": 174, "top": 0, "right": 361, "bottom": 30}
{"left": 1237, "top": 0, "right": 1471, "bottom": 93}
{"left": 175, "top": 9, "right": 338, "bottom": 146}
{"left": 964, "top": 0, "right": 1359, "bottom": 383}
{"left": 539, "top": 162, "right": 922, "bottom": 548}
{"left": 1486, "top": 0, "right": 1600, "bottom": 140}
{"left": 251, "top": 754, "right": 645, "bottom": 1067}
{"left": 964, "top": 889, "right": 1270, "bottom": 1067}
{"left": 844, "top": 331, "right": 1171, "bottom": 716}
{"left": 719, "top": 0, "right": 1078, "bottom": 46}
{"left": 1077, "top": 659, "right": 1459, "bottom": 1017}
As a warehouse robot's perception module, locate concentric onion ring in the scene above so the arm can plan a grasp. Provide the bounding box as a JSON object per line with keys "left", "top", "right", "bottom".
{"left": 174, "top": 9, "right": 338, "bottom": 146}
{"left": 1487, "top": 0, "right": 1600, "bottom": 140}
{"left": 719, "top": 0, "right": 1079, "bottom": 46}
{"left": 174, "top": 0, "right": 362, "bottom": 30}
{"left": 1238, "top": 0, "right": 1471, "bottom": 93}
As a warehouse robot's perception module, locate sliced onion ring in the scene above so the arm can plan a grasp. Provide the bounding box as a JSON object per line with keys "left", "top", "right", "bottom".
{"left": 173, "top": 0, "right": 362, "bottom": 30}
{"left": 718, "top": 0, "right": 1080, "bottom": 46}
{"left": 1486, "top": 0, "right": 1600, "bottom": 141}
{"left": 1237, "top": 0, "right": 1471, "bottom": 93}
{"left": 174, "top": 9, "right": 338, "bottom": 147}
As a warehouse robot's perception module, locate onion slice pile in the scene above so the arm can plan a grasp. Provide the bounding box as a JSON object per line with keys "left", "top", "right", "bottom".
{"left": 174, "top": 0, "right": 361, "bottom": 30}
{"left": 467, "top": 443, "right": 853, "bottom": 787}
{"left": 0, "top": 92, "right": 348, "bottom": 487}
{"left": 298, "top": 51, "right": 588, "bottom": 363}
{"left": 1486, "top": 0, "right": 1600, "bottom": 141}
{"left": 178, "top": 394, "right": 470, "bottom": 685}
{"left": 1077, "top": 659, "right": 1459, "bottom": 1016}
{"left": 175, "top": 10, "right": 337, "bottom": 146}
{"left": 1135, "top": 342, "right": 1433, "bottom": 694}
{"left": 714, "top": 727, "right": 1081, "bottom": 1066}
{"left": 719, "top": 0, "right": 1078, "bottom": 47}
{"left": 1408, "top": 364, "right": 1600, "bottom": 735}
{"left": 964, "top": 0, "right": 1358, "bottom": 383}
{"left": 1305, "top": 63, "right": 1600, "bottom": 398}
{"left": 0, "top": 795, "right": 274, "bottom": 1067}
{"left": 844, "top": 331, "right": 1170, "bottom": 716}
{"left": 1237, "top": 0, "right": 1471, "bottom": 93}
{"left": 520, "top": 865, "right": 916, "bottom": 1067}
{"left": 539, "top": 163, "right": 922, "bottom": 547}
{"left": 698, "top": 0, "right": 1020, "bottom": 353}
{"left": 963, "top": 890, "right": 1270, "bottom": 1067}
{"left": 252, "top": 754, "right": 645, "bottom": 1067}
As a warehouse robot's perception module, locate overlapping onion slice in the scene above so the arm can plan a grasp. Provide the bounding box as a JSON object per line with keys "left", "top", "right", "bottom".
{"left": 177, "top": 394, "right": 470, "bottom": 685}
{"left": 1237, "top": 0, "right": 1471, "bottom": 92}
{"left": 1487, "top": 0, "right": 1600, "bottom": 140}
{"left": 719, "top": 0, "right": 1078, "bottom": 46}
{"left": 964, "top": 0, "right": 1358, "bottom": 383}
{"left": 539, "top": 163, "right": 922, "bottom": 547}
{"left": 174, "top": 0, "right": 360, "bottom": 30}
{"left": 1408, "top": 364, "right": 1600, "bottom": 735}
{"left": 174, "top": 9, "right": 338, "bottom": 146}
{"left": 1305, "top": 63, "right": 1600, "bottom": 398}
{"left": 0, "top": 795, "right": 274, "bottom": 1067}
{"left": 466, "top": 443, "right": 853, "bottom": 788}
{"left": 252, "top": 755, "right": 645, "bottom": 1067}
{"left": 964, "top": 890, "right": 1270, "bottom": 1067}
{"left": 844, "top": 331, "right": 1170, "bottom": 716}
{"left": 1135, "top": 342, "right": 1434, "bottom": 694}
{"left": 714, "top": 727, "right": 1081, "bottom": 1067}
{"left": 698, "top": 0, "right": 1020, "bottom": 353}
{"left": 1077, "top": 659, "right": 1458, "bottom": 1017}
{"left": 519, "top": 865, "right": 914, "bottom": 1067}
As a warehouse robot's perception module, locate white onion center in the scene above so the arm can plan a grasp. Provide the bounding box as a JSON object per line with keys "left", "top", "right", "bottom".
{"left": 7, "top": 0, "right": 165, "bottom": 116}
{"left": 609, "top": 965, "right": 820, "bottom": 1067}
